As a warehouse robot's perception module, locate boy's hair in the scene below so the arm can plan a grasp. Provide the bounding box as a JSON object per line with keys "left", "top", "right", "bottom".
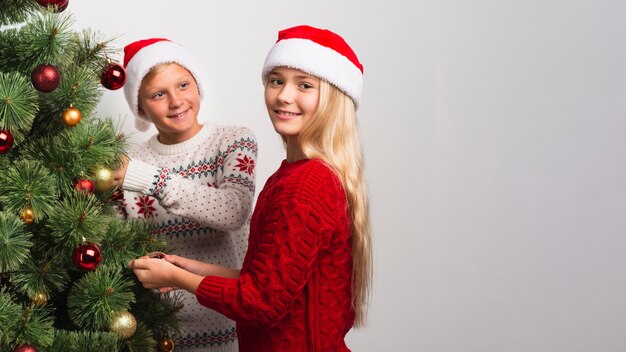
{"left": 123, "top": 38, "right": 204, "bottom": 131}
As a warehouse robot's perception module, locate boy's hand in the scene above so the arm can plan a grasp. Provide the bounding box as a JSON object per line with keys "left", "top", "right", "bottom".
{"left": 112, "top": 156, "right": 129, "bottom": 188}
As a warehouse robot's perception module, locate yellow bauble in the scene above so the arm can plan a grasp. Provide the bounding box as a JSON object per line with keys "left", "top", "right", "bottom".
{"left": 31, "top": 291, "right": 49, "bottom": 306}
{"left": 20, "top": 206, "right": 35, "bottom": 224}
{"left": 108, "top": 310, "right": 137, "bottom": 340}
{"left": 62, "top": 105, "right": 82, "bottom": 127}
{"left": 94, "top": 166, "right": 114, "bottom": 192}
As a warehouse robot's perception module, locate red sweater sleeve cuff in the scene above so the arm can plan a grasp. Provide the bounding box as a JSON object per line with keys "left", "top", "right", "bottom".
{"left": 195, "top": 275, "right": 230, "bottom": 308}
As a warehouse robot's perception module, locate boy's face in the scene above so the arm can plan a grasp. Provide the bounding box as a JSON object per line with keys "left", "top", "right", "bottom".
{"left": 138, "top": 63, "right": 202, "bottom": 144}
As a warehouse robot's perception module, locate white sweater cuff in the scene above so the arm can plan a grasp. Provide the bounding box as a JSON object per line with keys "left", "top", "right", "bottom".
{"left": 123, "top": 159, "right": 161, "bottom": 195}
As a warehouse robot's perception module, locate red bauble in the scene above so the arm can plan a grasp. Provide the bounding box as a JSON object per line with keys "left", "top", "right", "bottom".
{"left": 72, "top": 242, "right": 102, "bottom": 271}
{"left": 31, "top": 64, "right": 60, "bottom": 93}
{"left": 0, "top": 129, "right": 14, "bottom": 154}
{"left": 100, "top": 62, "right": 126, "bottom": 90}
{"left": 73, "top": 178, "right": 95, "bottom": 193}
{"left": 12, "top": 344, "right": 38, "bottom": 352}
{"left": 36, "top": 0, "right": 69, "bottom": 12}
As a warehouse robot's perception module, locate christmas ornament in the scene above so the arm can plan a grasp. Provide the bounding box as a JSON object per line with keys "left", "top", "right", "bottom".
{"left": 12, "top": 344, "right": 38, "bottom": 352}
{"left": 159, "top": 336, "right": 175, "bottom": 352}
{"left": 31, "top": 64, "right": 60, "bottom": 93}
{"left": 73, "top": 178, "right": 95, "bottom": 193}
{"left": 100, "top": 62, "right": 126, "bottom": 90}
{"left": 62, "top": 105, "right": 82, "bottom": 127}
{"left": 72, "top": 242, "right": 102, "bottom": 271}
{"left": 20, "top": 206, "right": 35, "bottom": 224}
{"left": 31, "top": 291, "right": 48, "bottom": 306}
{"left": 0, "top": 129, "right": 14, "bottom": 154}
{"left": 108, "top": 310, "right": 137, "bottom": 339}
{"left": 35, "top": 0, "right": 69, "bottom": 12}
{"left": 94, "top": 166, "right": 115, "bottom": 192}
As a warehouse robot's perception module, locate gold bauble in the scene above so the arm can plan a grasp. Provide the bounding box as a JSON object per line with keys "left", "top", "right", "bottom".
{"left": 159, "top": 336, "right": 175, "bottom": 352}
{"left": 62, "top": 105, "right": 82, "bottom": 127}
{"left": 108, "top": 310, "right": 137, "bottom": 340}
{"left": 94, "top": 166, "right": 114, "bottom": 192}
{"left": 31, "top": 291, "right": 49, "bottom": 306}
{"left": 20, "top": 206, "right": 35, "bottom": 224}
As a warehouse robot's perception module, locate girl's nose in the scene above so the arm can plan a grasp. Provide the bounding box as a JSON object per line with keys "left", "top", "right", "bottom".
{"left": 277, "top": 85, "right": 295, "bottom": 104}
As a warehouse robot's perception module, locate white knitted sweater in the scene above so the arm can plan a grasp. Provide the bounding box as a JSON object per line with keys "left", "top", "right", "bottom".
{"left": 117, "top": 124, "right": 256, "bottom": 351}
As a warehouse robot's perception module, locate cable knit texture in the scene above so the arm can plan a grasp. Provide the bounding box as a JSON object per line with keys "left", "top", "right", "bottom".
{"left": 196, "top": 159, "right": 355, "bottom": 352}
{"left": 117, "top": 124, "right": 257, "bottom": 351}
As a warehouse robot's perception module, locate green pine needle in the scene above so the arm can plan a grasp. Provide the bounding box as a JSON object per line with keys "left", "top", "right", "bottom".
{"left": 45, "top": 192, "right": 109, "bottom": 252}
{"left": 17, "top": 10, "right": 74, "bottom": 68}
{"left": 49, "top": 329, "right": 121, "bottom": 352}
{"left": 0, "top": 159, "right": 57, "bottom": 221}
{"left": 0, "top": 71, "right": 39, "bottom": 144}
{"left": 11, "top": 305, "right": 55, "bottom": 349}
{"left": 0, "top": 289, "right": 22, "bottom": 346}
{"left": 0, "top": 211, "right": 32, "bottom": 272}
{"left": 121, "top": 322, "right": 156, "bottom": 352}
{"left": 9, "top": 256, "right": 70, "bottom": 299}
{"left": 67, "top": 265, "right": 135, "bottom": 330}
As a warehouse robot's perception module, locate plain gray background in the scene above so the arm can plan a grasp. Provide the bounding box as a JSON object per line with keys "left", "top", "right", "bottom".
{"left": 70, "top": 1, "right": 626, "bottom": 351}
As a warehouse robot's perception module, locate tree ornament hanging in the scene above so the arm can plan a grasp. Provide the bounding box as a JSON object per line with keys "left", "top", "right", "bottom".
{"left": 31, "top": 291, "right": 49, "bottom": 306}
{"left": 100, "top": 61, "right": 127, "bottom": 90}
{"left": 94, "top": 166, "right": 115, "bottom": 192}
{"left": 62, "top": 105, "right": 82, "bottom": 127}
{"left": 31, "top": 64, "right": 60, "bottom": 93}
{"left": 72, "top": 242, "right": 102, "bottom": 271}
{"left": 20, "top": 206, "right": 35, "bottom": 224}
{"left": 0, "top": 129, "right": 14, "bottom": 154}
{"left": 35, "top": 0, "right": 69, "bottom": 12}
{"left": 12, "top": 344, "right": 38, "bottom": 352}
{"left": 108, "top": 310, "right": 137, "bottom": 339}
{"left": 159, "top": 336, "right": 175, "bottom": 351}
{"left": 73, "top": 178, "right": 95, "bottom": 193}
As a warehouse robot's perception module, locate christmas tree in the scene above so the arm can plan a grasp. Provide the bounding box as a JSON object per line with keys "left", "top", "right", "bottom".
{"left": 0, "top": 1, "right": 181, "bottom": 351}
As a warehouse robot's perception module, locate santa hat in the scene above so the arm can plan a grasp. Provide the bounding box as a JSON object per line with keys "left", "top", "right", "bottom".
{"left": 262, "top": 25, "right": 364, "bottom": 109}
{"left": 123, "top": 38, "right": 204, "bottom": 131}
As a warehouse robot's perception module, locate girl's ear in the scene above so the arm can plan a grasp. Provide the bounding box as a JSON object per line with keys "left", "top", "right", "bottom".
{"left": 138, "top": 106, "right": 146, "bottom": 117}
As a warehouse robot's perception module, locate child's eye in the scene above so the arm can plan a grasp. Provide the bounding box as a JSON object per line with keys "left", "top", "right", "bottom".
{"left": 299, "top": 83, "right": 314, "bottom": 89}
{"left": 269, "top": 78, "right": 283, "bottom": 86}
{"left": 152, "top": 91, "right": 164, "bottom": 99}
{"left": 180, "top": 82, "right": 189, "bottom": 89}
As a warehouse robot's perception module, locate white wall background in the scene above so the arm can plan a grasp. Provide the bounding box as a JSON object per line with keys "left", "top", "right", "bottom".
{"left": 70, "top": 1, "right": 626, "bottom": 351}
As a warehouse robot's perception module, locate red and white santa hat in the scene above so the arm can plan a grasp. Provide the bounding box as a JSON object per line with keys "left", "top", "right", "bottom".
{"left": 262, "top": 25, "right": 364, "bottom": 109}
{"left": 123, "top": 38, "right": 204, "bottom": 131}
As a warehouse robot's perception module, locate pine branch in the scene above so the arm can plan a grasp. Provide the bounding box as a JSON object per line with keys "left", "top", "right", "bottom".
{"left": 0, "top": 159, "right": 57, "bottom": 221}
{"left": 0, "top": 211, "right": 32, "bottom": 272}
{"left": 11, "top": 304, "right": 55, "bottom": 350}
{"left": 0, "top": 71, "right": 39, "bottom": 144}
{"left": 0, "top": 289, "right": 22, "bottom": 347}
{"left": 0, "top": 0, "right": 39, "bottom": 27}
{"left": 49, "top": 329, "right": 121, "bottom": 352}
{"left": 67, "top": 265, "right": 135, "bottom": 330}
{"left": 121, "top": 322, "right": 156, "bottom": 352}
{"left": 45, "top": 192, "right": 109, "bottom": 252}
{"left": 9, "top": 255, "right": 70, "bottom": 300}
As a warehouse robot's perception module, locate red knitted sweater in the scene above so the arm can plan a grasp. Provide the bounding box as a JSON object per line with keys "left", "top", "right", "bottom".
{"left": 196, "top": 159, "right": 355, "bottom": 351}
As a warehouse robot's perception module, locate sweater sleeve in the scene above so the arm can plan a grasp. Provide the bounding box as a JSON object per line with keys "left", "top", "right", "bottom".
{"left": 122, "top": 127, "right": 257, "bottom": 231}
{"left": 195, "top": 163, "right": 346, "bottom": 327}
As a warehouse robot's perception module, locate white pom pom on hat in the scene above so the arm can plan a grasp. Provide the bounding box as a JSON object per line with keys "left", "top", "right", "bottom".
{"left": 262, "top": 25, "right": 364, "bottom": 109}
{"left": 122, "top": 38, "right": 204, "bottom": 131}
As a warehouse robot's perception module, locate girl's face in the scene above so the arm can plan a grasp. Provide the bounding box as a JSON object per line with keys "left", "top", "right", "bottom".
{"left": 138, "top": 63, "right": 202, "bottom": 144}
{"left": 265, "top": 67, "right": 320, "bottom": 142}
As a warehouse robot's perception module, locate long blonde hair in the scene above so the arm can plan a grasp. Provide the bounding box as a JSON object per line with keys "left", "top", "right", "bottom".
{"left": 296, "top": 80, "right": 372, "bottom": 327}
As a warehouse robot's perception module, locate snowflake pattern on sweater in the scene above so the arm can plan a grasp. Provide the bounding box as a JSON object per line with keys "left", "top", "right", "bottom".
{"left": 117, "top": 124, "right": 256, "bottom": 351}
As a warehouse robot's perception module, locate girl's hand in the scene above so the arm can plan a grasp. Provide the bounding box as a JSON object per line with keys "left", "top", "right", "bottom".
{"left": 128, "top": 257, "right": 180, "bottom": 289}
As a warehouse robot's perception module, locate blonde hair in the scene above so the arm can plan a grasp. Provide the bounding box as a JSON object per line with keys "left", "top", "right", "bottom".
{"left": 296, "top": 80, "right": 373, "bottom": 327}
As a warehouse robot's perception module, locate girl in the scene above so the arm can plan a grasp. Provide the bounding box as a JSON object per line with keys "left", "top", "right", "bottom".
{"left": 112, "top": 38, "right": 257, "bottom": 351}
{"left": 129, "top": 25, "right": 372, "bottom": 351}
